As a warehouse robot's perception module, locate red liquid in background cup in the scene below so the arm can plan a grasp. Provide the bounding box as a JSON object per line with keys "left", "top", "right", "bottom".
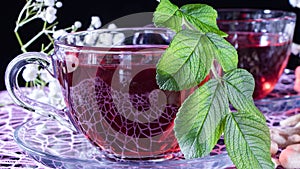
{"left": 226, "top": 32, "right": 291, "bottom": 100}
{"left": 56, "top": 46, "right": 202, "bottom": 160}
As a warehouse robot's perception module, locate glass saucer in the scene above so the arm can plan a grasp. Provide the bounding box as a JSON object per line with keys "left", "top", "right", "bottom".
{"left": 13, "top": 69, "right": 298, "bottom": 169}
{"left": 14, "top": 116, "right": 233, "bottom": 169}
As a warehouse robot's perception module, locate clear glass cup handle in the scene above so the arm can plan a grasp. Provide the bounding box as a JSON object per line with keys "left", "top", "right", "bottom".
{"left": 5, "top": 52, "right": 76, "bottom": 131}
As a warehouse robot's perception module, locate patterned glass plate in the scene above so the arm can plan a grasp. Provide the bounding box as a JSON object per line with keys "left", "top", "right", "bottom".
{"left": 13, "top": 116, "right": 233, "bottom": 169}
{"left": 13, "top": 69, "right": 299, "bottom": 169}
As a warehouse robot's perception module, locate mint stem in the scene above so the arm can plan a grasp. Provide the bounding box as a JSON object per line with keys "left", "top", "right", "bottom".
{"left": 211, "top": 61, "right": 221, "bottom": 82}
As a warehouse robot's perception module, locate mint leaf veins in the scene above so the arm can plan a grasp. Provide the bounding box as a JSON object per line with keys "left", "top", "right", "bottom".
{"left": 153, "top": 0, "right": 274, "bottom": 169}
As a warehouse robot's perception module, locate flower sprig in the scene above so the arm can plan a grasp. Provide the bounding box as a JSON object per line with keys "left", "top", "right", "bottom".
{"left": 15, "top": 0, "right": 103, "bottom": 108}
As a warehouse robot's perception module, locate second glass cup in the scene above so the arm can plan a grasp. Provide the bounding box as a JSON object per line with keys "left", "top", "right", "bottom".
{"left": 217, "top": 9, "right": 296, "bottom": 99}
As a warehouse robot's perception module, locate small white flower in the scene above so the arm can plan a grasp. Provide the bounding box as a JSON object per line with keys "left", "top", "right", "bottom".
{"left": 22, "top": 64, "right": 39, "bottom": 82}
{"left": 28, "top": 88, "right": 46, "bottom": 100}
{"left": 84, "top": 33, "right": 98, "bottom": 45}
{"left": 44, "top": 0, "right": 55, "bottom": 7}
{"left": 39, "top": 69, "right": 54, "bottom": 83}
{"left": 67, "top": 35, "right": 81, "bottom": 45}
{"left": 38, "top": 10, "right": 46, "bottom": 20}
{"left": 32, "top": 2, "right": 40, "bottom": 10}
{"left": 53, "top": 29, "right": 67, "bottom": 39}
{"left": 74, "top": 21, "right": 82, "bottom": 29}
{"left": 91, "top": 16, "right": 102, "bottom": 29}
{"left": 55, "top": 1, "right": 63, "bottom": 8}
{"left": 107, "top": 23, "right": 117, "bottom": 29}
{"left": 113, "top": 33, "right": 125, "bottom": 45}
{"left": 48, "top": 80, "right": 61, "bottom": 96}
{"left": 290, "top": 0, "right": 300, "bottom": 8}
{"left": 87, "top": 27, "right": 95, "bottom": 31}
{"left": 98, "top": 33, "right": 113, "bottom": 46}
{"left": 45, "top": 6, "right": 57, "bottom": 23}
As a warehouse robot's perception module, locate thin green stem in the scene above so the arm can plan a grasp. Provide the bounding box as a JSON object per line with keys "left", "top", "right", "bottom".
{"left": 22, "top": 30, "right": 44, "bottom": 50}
{"left": 15, "top": 0, "right": 44, "bottom": 31}
{"left": 46, "top": 22, "right": 59, "bottom": 30}
{"left": 18, "top": 15, "right": 39, "bottom": 28}
{"left": 15, "top": 0, "right": 32, "bottom": 32}
{"left": 14, "top": 32, "right": 26, "bottom": 52}
{"left": 43, "top": 42, "right": 54, "bottom": 54}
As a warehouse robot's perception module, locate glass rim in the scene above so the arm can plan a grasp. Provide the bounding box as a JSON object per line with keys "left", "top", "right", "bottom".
{"left": 216, "top": 8, "right": 297, "bottom": 23}
{"left": 54, "top": 27, "right": 174, "bottom": 52}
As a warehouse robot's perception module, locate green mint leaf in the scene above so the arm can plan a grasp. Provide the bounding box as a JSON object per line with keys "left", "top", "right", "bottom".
{"left": 153, "top": 0, "right": 182, "bottom": 32}
{"left": 224, "top": 112, "right": 274, "bottom": 169}
{"left": 156, "top": 30, "right": 214, "bottom": 91}
{"left": 174, "top": 79, "right": 229, "bottom": 159}
{"left": 206, "top": 33, "right": 238, "bottom": 72}
{"left": 180, "top": 4, "right": 227, "bottom": 37}
{"left": 224, "top": 68, "right": 254, "bottom": 103}
{"left": 153, "top": 1, "right": 273, "bottom": 168}
{"left": 223, "top": 69, "right": 264, "bottom": 118}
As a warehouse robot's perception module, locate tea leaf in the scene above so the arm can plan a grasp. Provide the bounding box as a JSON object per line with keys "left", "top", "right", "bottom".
{"left": 156, "top": 29, "right": 213, "bottom": 91}
{"left": 174, "top": 79, "right": 229, "bottom": 158}
{"left": 153, "top": 0, "right": 182, "bottom": 32}
{"left": 206, "top": 33, "right": 238, "bottom": 72}
{"left": 180, "top": 4, "right": 227, "bottom": 37}
{"left": 224, "top": 69, "right": 264, "bottom": 118}
{"left": 224, "top": 112, "right": 273, "bottom": 169}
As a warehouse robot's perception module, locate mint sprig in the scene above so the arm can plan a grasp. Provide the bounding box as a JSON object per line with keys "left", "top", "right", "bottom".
{"left": 153, "top": 0, "right": 274, "bottom": 168}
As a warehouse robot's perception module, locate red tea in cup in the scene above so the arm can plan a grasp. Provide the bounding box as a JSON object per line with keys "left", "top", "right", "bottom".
{"left": 52, "top": 28, "right": 193, "bottom": 160}
{"left": 217, "top": 9, "right": 296, "bottom": 99}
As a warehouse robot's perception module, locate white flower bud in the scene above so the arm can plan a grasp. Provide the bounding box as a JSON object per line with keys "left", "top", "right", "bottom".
{"left": 53, "top": 29, "right": 67, "bottom": 39}
{"left": 39, "top": 69, "right": 54, "bottom": 83}
{"left": 48, "top": 80, "right": 61, "bottom": 96}
{"left": 44, "top": 0, "right": 55, "bottom": 6}
{"left": 91, "top": 16, "right": 101, "bottom": 29}
{"left": 98, "top": 33, "right": 113, "bottom": 46}
{"left": 107, "top": 23, "right": 117, "bottom": 29}
{"left": 55, "top": 1, "right": 63, "bottom": 8}
{"left": 87, "top": 27, "right": 95, "bottom": 31}
{"left": 22, "top": 64, "right": 39, "bottom": 82}
{"left": 113, "top": 33, "right": 125, "bottom": 45}
{"left": 38, "top": 11, "right": 46, "bottom": 21}
{"left": 290, "top": 0, "right": 300, "bottom": 8}
{"left": 45, "top": 6, "right": 57, "bottom": 23}
{"left": 74, "top": 21, "right": 82, "bottom": 29}
{"left": 84, "top": 33, "right": 97, "bottom": 45}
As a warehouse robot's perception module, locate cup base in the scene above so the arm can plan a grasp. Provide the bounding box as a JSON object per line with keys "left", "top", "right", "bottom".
{"left": 100, "top": 151, "right": 183, "bottom": 163}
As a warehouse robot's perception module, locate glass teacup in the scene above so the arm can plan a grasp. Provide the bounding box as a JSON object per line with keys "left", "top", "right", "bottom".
{"left": 217, "top": 9, "right": 296, "bottom": 99}
{"left": 5, "top": 27, "right": 198, "bottom": 161}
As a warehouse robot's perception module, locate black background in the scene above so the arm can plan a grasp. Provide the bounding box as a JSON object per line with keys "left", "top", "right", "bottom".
{"left": 1, "top": 0, "right": 300, "bottom": 91}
